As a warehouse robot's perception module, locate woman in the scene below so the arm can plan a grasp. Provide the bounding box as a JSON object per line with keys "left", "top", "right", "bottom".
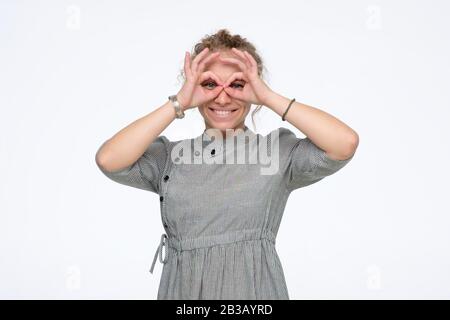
{"left": 95, "top": 29, "right": 359, "bottom": 300}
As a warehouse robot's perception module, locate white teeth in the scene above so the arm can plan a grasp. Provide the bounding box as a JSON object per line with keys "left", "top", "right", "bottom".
{"left": 210, "top": 108, "right": 235, "bottom": 118}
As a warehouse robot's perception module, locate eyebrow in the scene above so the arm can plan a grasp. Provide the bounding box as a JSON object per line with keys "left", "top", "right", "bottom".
{"left": 204, "top": 78, "right": 245, "bottom": 83}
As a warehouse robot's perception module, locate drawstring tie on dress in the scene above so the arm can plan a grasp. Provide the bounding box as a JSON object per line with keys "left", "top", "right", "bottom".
{"left": 149, "top": 233, "right": 168, "bottom": 274}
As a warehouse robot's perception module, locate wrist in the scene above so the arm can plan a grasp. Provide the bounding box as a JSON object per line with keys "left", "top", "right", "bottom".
{"left": 263, "top": 90, "right": 281, "bottom": 110}
{"left": 168, "top": 94, "right": 186, "bottom": 119}
{"left": 176, "top": 94, "right": 189, "bottom": 111}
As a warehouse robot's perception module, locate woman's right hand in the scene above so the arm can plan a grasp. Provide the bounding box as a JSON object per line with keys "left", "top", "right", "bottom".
{"left": 176, "top": 47, "right": 224, "bottom": 111}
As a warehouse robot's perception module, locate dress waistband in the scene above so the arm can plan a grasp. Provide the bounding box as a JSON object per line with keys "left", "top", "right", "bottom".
{"left": 149, "top": 228, "right": 276, "bottom": 274}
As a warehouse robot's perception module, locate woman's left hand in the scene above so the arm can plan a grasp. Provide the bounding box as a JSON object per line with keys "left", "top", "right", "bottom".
{"left": 219, "top": 48, "right": 273, "bottom": 106}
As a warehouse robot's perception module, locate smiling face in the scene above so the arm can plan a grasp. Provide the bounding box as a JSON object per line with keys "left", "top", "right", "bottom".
{"left": 198, "top": 49, "right": 251, "bottom": 134}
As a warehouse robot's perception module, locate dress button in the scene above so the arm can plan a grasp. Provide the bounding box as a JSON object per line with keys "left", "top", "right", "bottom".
{"left": 163, "top": 175, "right": 169, "bottom": 181}
{"left": 211, "top": 149, "right": 215, "bottom": 156}
{"left": 194, "top": 151, "right": 200, "bottom": 156}
{"left": 160, "top": 196, "right": 164, "bottom": 202}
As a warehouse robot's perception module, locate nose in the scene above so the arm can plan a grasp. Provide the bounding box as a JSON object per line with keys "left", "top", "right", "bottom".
{"left": 214, "top": 87, "right": 232, "bottom": 105}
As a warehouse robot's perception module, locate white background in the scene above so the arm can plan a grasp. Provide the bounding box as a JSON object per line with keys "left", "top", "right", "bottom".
{"left": 1, "top": 0, "right": 449, "bottom": 299}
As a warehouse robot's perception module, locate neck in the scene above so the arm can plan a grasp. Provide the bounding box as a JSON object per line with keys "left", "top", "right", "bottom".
{"left": 204, "top": 123, "right": 247, "bottom": 139}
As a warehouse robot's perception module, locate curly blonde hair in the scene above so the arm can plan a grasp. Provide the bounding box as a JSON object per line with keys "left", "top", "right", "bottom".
{"left": 178, "top": 28, "right": 269, "bottom": 131}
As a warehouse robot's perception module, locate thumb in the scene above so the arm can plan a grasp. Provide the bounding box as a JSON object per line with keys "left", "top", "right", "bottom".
{"left": 223, "top": 86, "right": 235, "bottom": 97}
{"left": 210, "top": 85, "right": 225, "bottom": 97}
{"left": 224, "top": 86, "right": 242, "bottom": 100}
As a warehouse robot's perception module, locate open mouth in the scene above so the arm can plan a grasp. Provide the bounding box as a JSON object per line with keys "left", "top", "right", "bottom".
{"left": 208, "top": 107, "right": 238, "bottom": 118}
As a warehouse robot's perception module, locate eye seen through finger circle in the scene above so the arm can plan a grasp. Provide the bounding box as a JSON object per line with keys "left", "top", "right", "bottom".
{"left": 201, "top": 80, "right": 217, "bottom": 89}
{"left": 201, "top": 79, "right": 245, "bottom": 89}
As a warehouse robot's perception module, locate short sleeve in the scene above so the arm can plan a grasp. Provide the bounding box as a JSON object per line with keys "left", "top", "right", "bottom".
{"left": 96, "top": 135, "right": 169, "bottom": 194}
{"left": 279, "top": 128, "right": 354, "bottom": 191}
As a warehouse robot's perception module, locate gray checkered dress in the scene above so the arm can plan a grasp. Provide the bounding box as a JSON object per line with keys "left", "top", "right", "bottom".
{"left": 96, "top": 125, "right": 354, "bottom": 299}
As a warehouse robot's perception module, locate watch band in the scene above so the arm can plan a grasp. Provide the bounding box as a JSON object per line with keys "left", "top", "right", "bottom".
{"left": 168, "top": 95, "right": 185, "bottom": 119}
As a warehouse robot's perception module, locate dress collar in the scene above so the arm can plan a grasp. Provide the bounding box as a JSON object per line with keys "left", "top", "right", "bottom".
{"left": 194, "top": 125, "right": 256, "bottom": 160}
{"left": 201, "top": 125, "right": 254, "bottom": 140}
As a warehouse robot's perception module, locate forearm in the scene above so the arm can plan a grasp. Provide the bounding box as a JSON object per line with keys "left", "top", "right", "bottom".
{"left": 95, "top": 100, "right": 177, "bottom": 172}
{"left": 264, "top": 91, "right": 359, "bottom": 160}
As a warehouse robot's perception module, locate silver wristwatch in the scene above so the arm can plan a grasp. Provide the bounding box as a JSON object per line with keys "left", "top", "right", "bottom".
{"left": 168, "top": 94, "right": 185, "bottom": 119}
